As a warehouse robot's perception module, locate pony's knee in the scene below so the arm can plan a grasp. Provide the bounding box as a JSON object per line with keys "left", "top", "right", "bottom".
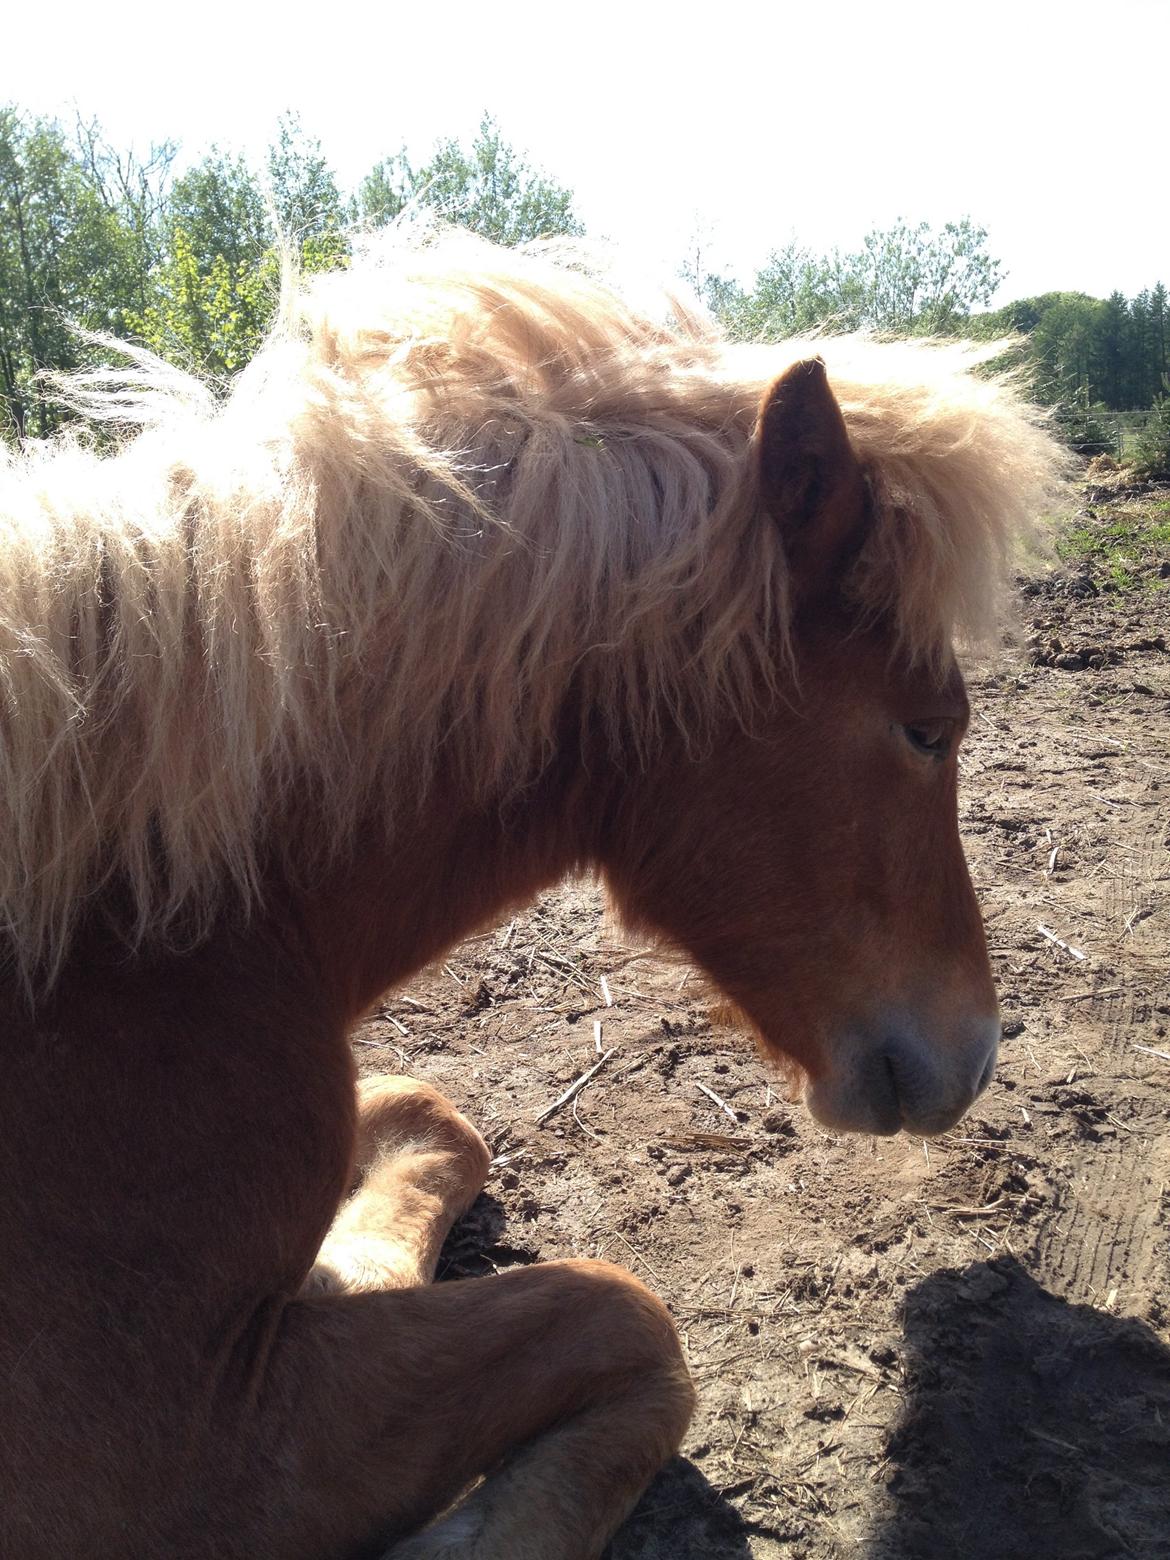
{"left": 357, "top": 1072, "right": 424, "bottom": 1103}
{"left": 357, "top": 1073, "right": 448, "bottom": 1124}
{"left": 354, "top": 1074, "right": 490, "bottom": 1188}
{"left": 547, "top": 1259, "right": 695, "bottom": 1440}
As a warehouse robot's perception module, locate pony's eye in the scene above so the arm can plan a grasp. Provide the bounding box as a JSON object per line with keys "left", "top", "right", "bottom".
{"left": 903, "top": 720, "right": 955, "bottom": 759}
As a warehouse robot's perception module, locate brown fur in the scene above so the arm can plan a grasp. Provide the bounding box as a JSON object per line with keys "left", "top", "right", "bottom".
{"left": 0, "top": 239, "right": 1067, "bottom": 1557}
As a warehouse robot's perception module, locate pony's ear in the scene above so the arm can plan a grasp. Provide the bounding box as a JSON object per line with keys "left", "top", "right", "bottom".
{"left": 756, "top": 358, "right": 868, "bottom": 601}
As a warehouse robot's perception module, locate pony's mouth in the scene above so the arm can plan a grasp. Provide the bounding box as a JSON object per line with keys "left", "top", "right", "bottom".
{"left": 802, "top": 1019, "right": 1001, "bottom": 1138}
{"left": 697, "top": 993, "right": 999, "bottom": 1138}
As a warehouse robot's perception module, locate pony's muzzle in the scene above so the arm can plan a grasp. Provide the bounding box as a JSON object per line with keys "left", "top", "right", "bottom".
{"left": 805, "top": 1016, "right": 1001, "bottom": 1137}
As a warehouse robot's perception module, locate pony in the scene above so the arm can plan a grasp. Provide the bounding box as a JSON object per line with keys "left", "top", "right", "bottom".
{"left": 0, "top": 229, "right": 1065, "bottom": 1559}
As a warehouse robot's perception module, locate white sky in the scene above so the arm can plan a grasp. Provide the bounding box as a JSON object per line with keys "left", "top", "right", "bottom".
{"left": 4, "top": 0, "right": 1167, "bottom": 305}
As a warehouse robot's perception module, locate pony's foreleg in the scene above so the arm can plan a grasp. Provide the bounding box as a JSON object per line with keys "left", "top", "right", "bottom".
{"left": 383, "top": 1324, "right": 694, "bottom": 1560}
{"left": 282, "top": 1078, "right": 692, "bottom": 1558}
{"left": 281, "top": 1260, "right": 694, "bottom": 1560}
{"left": 305, "top": 1075, "right": 490, "bottom": 1295}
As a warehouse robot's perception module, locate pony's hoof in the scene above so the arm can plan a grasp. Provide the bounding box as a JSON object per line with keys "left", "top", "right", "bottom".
{"left": 384, "top": 1506, "right": 484, "bottom": 1559}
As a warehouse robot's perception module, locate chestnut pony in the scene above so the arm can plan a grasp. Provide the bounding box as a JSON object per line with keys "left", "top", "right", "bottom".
{"left": 0, "top": 233, "right": 1063, "bottom": 1559}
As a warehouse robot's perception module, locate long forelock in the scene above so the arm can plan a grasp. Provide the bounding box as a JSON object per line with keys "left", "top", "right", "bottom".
{"left": 0, "top": 229, "right": 1068, "bottom": 986}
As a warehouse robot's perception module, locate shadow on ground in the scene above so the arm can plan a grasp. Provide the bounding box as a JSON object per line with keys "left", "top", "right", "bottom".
{"left": 867, "top": 1258, "right": 1170, "bottom": 1560}
{"left": 607, "top": 1458, "right": 755, "bottom": 1560}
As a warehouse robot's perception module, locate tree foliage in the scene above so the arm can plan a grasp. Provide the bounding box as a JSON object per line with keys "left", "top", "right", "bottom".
{"left": 0, "top": 106, "right": 583, "bottom": 428}
{"left": 852, "top": 218, "right": 1003, "bottom": 333}
{"left": 694, "top": 217, "right": 1168, "bottom": 467}
{"left": 72, "top": 114, "right": 176, "bottom": 312}
{"left": 357, "top": 114, "right": 582, "bottom": 245}
{"left": 696, "top": 218, "right": 1002, "bottom": 340}
{"left": 131, "top": 120, "right": 348, "bottom": 378}
{"left": 977, "top": 285, "right": 1169, "bottom": 412}
{"left": 2, "top": 98, "right": 1166, "bottom": 480}
{"left": 266, "top": 114, "right": 345, "bottom": 241}
{"left": 168, "top": 150, "right": 270, "bottom": 274}
{"left": 1131, "top": 394, "right": 1170, "bottom": 478}
{"left": 0, "top": 107, "right": 154, "bottom": 437}
{"left": 125, "top": 226, "right": 277, "bottom": 377}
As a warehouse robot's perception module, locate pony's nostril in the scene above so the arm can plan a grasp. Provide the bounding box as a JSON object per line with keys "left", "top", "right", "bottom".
{"left": 881, "top": 1050, "right": 904, "bottom": 1110}
{"left": 977, "top": 1048, "right": 998, "bottom": 1094}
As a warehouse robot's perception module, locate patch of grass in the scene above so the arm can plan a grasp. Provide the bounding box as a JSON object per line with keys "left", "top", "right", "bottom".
{"left": 1056, "top": 489, "right": 1170, "bottom": 592}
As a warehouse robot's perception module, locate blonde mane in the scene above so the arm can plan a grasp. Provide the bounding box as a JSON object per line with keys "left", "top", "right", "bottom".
{"left": 0, "top": 230, "right": 1066, "bottom": 985}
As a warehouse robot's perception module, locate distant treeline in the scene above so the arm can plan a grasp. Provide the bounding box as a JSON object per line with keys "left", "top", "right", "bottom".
{"left": 978, "top": 288, "right": 1168, "bottom": 413}
{"left": 1, "top": 103, "right": 1166, "bottom": 470}
{"left": 694, "top": 235, "right": 1167, "bottom": 419}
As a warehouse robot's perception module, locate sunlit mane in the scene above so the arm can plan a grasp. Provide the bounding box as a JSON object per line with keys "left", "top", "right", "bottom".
{"left": 0, "top": 228, "right": 1066, "bottom": 985}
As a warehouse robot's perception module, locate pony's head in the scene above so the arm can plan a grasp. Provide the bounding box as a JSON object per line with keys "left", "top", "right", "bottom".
{"left": 0, "top": 231, "right": 1064, "bottom": 1131}
{"left": 603, "top": 356, "right": 1028, "bottom": 1136}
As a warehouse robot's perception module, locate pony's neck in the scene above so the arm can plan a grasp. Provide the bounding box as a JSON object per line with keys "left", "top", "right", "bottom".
{"left": 297, "top": 746, "right": 618, "bottom": 1023}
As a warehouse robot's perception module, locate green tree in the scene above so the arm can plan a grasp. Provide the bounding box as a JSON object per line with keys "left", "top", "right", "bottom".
{"left": 126, "top": 225, "right": 277, "bottom": 377}
{"left": 357, "top": 114, "right": 582, "bottom": 245}
{"left": 1097, "top": 291, "right": 1131, "bottom": 408}
{"left": 847, "top": 218, "right": 1003, "bottom": 334}
{"left": 979, "top": 284, "right": 1170, "bottom": 415}
{"left": 72, "top": 115, "right": 176, "bottom": 313}
{"left": 699, "top": 217, "right": 1002, "bottom": 342}
{"left": 131, "top": 123, "right": 347, "bottom": 380}
{"left": 976, "top": 291, "right": 1109, "bottom": 405}
{"left": 357, "top": 152, "right": 413, "bottom": 228}
{"left": 711, "top": 239, "right": 854, "bottom": 338}
{"left": 1150, "top": 284, "right": 1168, "bottom": 389}
{"left": 168, "top": 149, "right": 271, "bottom": 273}
{"left": 1131, "top": 393, "right": 1170, "bottom": 478}
{"left": 266, "top": 113, "right": 345, "bottom": 240}
{"left": 1131, "top": 285, "right": 1168, "bottom": 406}
{"left": 0, "top": 106, "right": 142, "bottom": 438}
{"left": 127, "top": 149, "right": 273, "bottom": 378}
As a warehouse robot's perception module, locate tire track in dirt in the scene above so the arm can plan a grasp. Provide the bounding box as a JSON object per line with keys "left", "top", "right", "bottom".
{"left": 1021, "top": 671, "right": 1169, "bottom": 1320}
{"left": 1031, "top": 1110, "right": 1160, "bottom": 1310}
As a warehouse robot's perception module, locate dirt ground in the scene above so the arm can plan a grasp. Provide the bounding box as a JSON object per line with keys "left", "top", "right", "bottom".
{"left": 355, "top": 482, "right": 1170, "bottom": 1560}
